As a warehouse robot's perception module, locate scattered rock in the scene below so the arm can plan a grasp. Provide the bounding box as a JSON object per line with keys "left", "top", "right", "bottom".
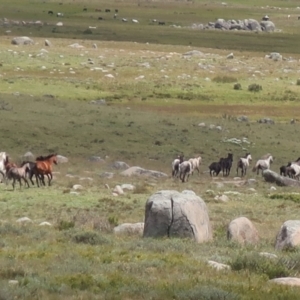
{"left": 69, "top": 43, "right": 84, "bottom": 48}
{"left": 23, "top": 151, "right": 34, "bottom": 160}
{"left": 56, "top": 22, "right": 63, "bottom": 27}
{"left": 215, "top": 194, "right": 229, "bottom": 202}
{"left": 269, "top": 277, "right": 300, "bottom": 287}
{"left": 270, "top": 186, "right": 277, "bottom": 191}
{"left": 100, "top": 172, "right": 114, "bottom": 179}
{"left": 227, "top": 53, "right": 234, "bottom": 59}
{"left": 259, "top": 252, "right": 277, "bottom": 259}
{"left": 121, "top": 184, "right": 135, "bottom": 191}
{"left": 73, "top": 184, "right": 83, "bottom": 190}
{"left": 182, "top": 50, "right": 204, "bottom": 57}
{"left": 112, "top": 161, "right": 130, "bottom": 170}
{"left": 207, "top": 260, "right": 231, "bottom": 271}
{"left": 39, "top": 222, "right": 52, "bottom": 226}
{"left": 237, "top": 115, "right": 248, "bottom": 122}
{"left": 227, "top": 217, "right": 259, "bottom": 245}
{"left": 120, "top": 166, "right": 168, "bottom": 178}
{"left": 275, "top": 220, "right": 300, "bottom": 250}
{"left": 45, "top": 39, "right": 52, "bottom": 46}
{"left": 89, "top": 156, "right": 105, "bottom": 162}
{"left": 92, "top": 43, "right": 97, "bottom": 49}
{"left": 258, "top": 118, "right": 274, "bottom": 124}
{"left": 266, "top": 52, "right": 282, "bottom": 61}
{"left": 113, "top": 185, "right": 124, "bottom": 195}
{"left": 90, "top": 99, "right": 106, "bottom": 105}
{"left": 198, "top": 122, "right": 206, "bottom": 127}
{"left": 16, "top": 217, "right": 32, "bottom": 223}
{"left": 57, "top": 155, "right": 68, "bottom": 163}
{"left": 11, "top": 36, "right": 34, "bottom": 45}
{"left": 8, "top": 280, "right": 19, "bottom": 286}
{"left": 114, "top": 222, "right": 144, "bottom": 236}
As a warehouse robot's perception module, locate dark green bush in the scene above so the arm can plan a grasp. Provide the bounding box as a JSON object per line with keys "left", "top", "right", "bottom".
{"left": 233, "top": 83, "right": 242, "bottom": 90}
{"left": 213, "top": 76, "right": 237, "bottom": 83}
{"left": 248, "top": 83, "right": 262, "bottom": 92}
{"left": 230, "top": 252, "right": 290, "bottom": 279}
{"left": 175, "top": 286, "right": 240, "bottom": 300}
{"left": 71, "top": 230, "right": 110, "bottom": 245}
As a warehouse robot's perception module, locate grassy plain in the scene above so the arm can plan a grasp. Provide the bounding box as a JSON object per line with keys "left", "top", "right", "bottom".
{"left": 1, "top": 0, "right": 300, "bottom": 299}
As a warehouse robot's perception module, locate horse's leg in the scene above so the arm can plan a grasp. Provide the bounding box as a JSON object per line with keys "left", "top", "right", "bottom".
{"left": 29, "top": 170, "right": 35, "bottom": 185}
{"left": 0, "top": 170, "right": 5, "bottom": 183}
{"left": 12, "top": 178, "right": 15, "bottom": 190}
{"left": 47, "top": 173, "right": 52, "bottom": 186}
{"left": 23, "top": 177, "right": 30, "bottom": 188}
{"left": 19, "top": 178, "right": 22, "bottom": 189}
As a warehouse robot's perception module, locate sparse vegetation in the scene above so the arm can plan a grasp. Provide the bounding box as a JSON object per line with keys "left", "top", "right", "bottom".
{"left": 1, "top": 0, "right": 300, "bottom": 299}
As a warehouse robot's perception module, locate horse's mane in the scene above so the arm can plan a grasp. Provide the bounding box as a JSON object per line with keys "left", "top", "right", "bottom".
{"left": 36, "top": 154, "right": 57, "bottom": 161}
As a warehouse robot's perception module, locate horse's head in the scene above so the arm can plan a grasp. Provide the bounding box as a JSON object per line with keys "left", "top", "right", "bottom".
{"left": 52, "top": 154, "right": 58, "bottom": 165}
{"left": 247, "top": 154, "right": 252, "bottom": 161}
{"left": 269, "top": 156, "right": 274, "bottom": 163}
{"left": 228, "top": 153, "right": 233, "bottom": 160}
{"left": 178, "top": 154, "right": 184, "bottom": 163}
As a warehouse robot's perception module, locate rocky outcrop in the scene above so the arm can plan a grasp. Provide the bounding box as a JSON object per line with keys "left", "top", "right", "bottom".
{"left": 143, "top": 190, "right": 212, "bottom": 243}
{"left": 263, "top": 169, "right": 300, "bottom": 187}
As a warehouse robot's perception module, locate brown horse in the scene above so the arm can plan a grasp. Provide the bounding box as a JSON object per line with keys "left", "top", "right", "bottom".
{"left": 33, "top": 154, "right": 58, "bottom": 187}
{"left": 4, "top": 156, "right": 18, "bottom": 174}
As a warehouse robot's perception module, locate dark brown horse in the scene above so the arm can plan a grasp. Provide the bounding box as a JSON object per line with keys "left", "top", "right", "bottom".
{"left": 4, "top": 156, "right": 18, "bottom": 173}
{"left": 33, "top": 154, "right": 58, "bottom": 187}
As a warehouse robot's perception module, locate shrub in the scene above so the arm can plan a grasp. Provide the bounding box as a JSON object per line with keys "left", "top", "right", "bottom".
{"left": 71, "top": 231, "right": 110, "bottom": 245}
{"left": 248, "top": 83, "right": 262, "bottom": 92}
{"left": 270, "top": 193, "right": 300, "bottom": 203}
{"left": 57, "top": 220, "right": 75, "bottom": 231}
{"left": 233, "top": 83, "right": 242, "bottom": 90}
{"left": 230, "top": 252, "right": 290, "bottom": 279}
{"left": 296, "top": 79, "right": 300, "bottom": 86}
{"left": 83, "top": 29, "right": 92, "bottom": 34}
{"left": 212, "top": 75, "right": 237, "bottom": 83}
{"left": 175, "top": 286, "right": 240, "bottom": 300}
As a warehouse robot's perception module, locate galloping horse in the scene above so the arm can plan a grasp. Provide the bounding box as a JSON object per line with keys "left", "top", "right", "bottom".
{"left": 252, "top": 155, "right": 273, "bottom": 175}
{"left": 236, "top": 153, "right": 252, "bottom": 177}
{"left": 33, "top": 154, "right": 58, "bottom": 186}
{"left": 0, "top": 152, "right": 7, "bottom": 181}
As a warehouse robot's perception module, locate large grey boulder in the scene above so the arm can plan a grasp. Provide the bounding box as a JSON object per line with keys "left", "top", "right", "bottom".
{"left": 57, "top": 155, "right": 68, "bottom": 163}
{"left": 215, "top": 19, "right": 230, "bottom": 30}
{"left": 120, "top": 166, "right": 168, "bottom": 178}
{"left": 260, "top": 21, "right": 275, "bottom": 32}
{"left": 22, "top": 151, "right": 34, "bottom": 161}
{"left": 227, "top": 217, "right": 259, "bottom": 245}
{"left": 269, "top": 277, "right": 300, "bottom": 287}
{"left": 263, "top": 169, "right": 300, "bottom": 187}
{"left": 275, "top": 220, "right": 300, "bottom": 250}
{"left": 143, "top": 190, "right": 212, "bottom": 243}
{"left": 11, "top": 37, "right": 34, "bottom": 45}
{"left": 247, "top": 19, "right": 261, "bottom": 31}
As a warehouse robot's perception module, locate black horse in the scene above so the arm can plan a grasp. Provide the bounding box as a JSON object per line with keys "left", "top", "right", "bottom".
{"left": 220, "top": 153, "right": 233, "bottom": 176}
{"left": 209, "top": 159, "right": 223, "bottom": 177}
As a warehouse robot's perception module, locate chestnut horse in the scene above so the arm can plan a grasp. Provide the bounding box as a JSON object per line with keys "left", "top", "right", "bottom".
{"left": 33, "top": 154, "right": 58, "bottom": 187}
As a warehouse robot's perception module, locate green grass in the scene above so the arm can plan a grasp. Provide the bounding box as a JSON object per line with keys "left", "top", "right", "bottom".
{"left": 1, "top": 0, "right": 300, "bottom": 299}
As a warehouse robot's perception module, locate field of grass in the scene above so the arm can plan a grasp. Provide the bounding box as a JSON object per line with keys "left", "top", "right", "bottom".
{"left": 1, "top": 0, "right": 300, "bottom": 299}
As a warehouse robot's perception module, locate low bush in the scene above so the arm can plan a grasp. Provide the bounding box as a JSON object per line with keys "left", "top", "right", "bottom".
{"left": 233, "top": 83, "right": 242, "bottom": 90}
{"left": 230, "top": 252, "right": 290, "bottom": 279}
{"left": 248, "top": 83, "right": 262, "bottom": 92}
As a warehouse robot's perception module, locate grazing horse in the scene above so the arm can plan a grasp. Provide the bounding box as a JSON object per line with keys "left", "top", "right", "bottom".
{"left": 236, "top": 153, "right": 252, "bottom": 177}
{"left": 209, "top": 159, "right": 222, "bottom": 177}
{"left": 33, "top": 154, "right": 58, "bottom": 186}
{"left": 172, "top": 154, "right": 184, "bottom": 178}
{"left": 252, "top": 155, "right": 273, "bottom": 175}
{"left": 6, "top": 163, "right": 30, "bottom": 190}
{"left": 220, "top": 153, "right": 233, "bottom": 176}
{"left": 179, "top": 161, "right": 192, "bottom": 182}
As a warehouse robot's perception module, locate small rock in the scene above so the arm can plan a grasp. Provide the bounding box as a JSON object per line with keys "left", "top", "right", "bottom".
{"left": 92, "top": 43, "right": 97, "bottom": 49}
{"left": 270, "top": 186, "right": 277, "bottom": 191}
{"left": 8, "top": 280, "right": 19, "bottom": 286}
{"left": 100, "top": 172, "right": 114, "bottom": 179}
{"left": 73, "top": 184, "right": 83, "bottom": 190}
{"left": 113, "top": 185, "right": 124, "bottom": 195}
{"left": 198, "top": 122, "right": 206, "bottom": 127}
{"left": 121, "top": 184, "right": 135, "bottom": 191}
{"left": 16, "top": 217, "right": 32, "bottom": 223}
{"left": 104, "top": 184, "right": 110, "bottom": 189}
{"left": 269, "top": 277, "right": 300, "bottom": 286}
{"left": 207, "top": 260, "right": 231, "bottom": 271}
{"left": 39, "top": 222, "right": 52, "bottom": 226}
{"left": 57, "top": 155, "right": 68, "bottom": 163}
{"left": 227, "top": 53, "right": 234, "bottom": 59}
{"left": 259, "top": 252, "right": 277, "bottom": 259}
{"left": 45, "top": 39, "right": 52, "bottom": 46}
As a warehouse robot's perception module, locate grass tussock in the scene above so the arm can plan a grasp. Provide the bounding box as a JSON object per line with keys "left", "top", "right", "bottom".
{"left": 269, "top": 193, "right": 300, "bottom": 203}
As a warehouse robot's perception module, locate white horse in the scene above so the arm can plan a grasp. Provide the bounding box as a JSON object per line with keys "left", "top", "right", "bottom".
{"left": 0, "top": 152, "right": 7, "bottom": 182}
{"left": 188, "top": 156, "right": 202, "bottom": 175}
{"left": 290, "top": 163, "right": 300, "bottom": 180}
{"left": 179, "top": 161, "right": 192, "bottom": 183}
{"left": 172, "top": 154, "right": 184, "bottom": 178}
{"left": 236, "top": 153, "right": 252, "bottom": 177}
{"left": 6, "top": 163, "right": 30, "bottom": 190}
{"left": 252, "top": 155, "right": 273, "bottom": 175}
